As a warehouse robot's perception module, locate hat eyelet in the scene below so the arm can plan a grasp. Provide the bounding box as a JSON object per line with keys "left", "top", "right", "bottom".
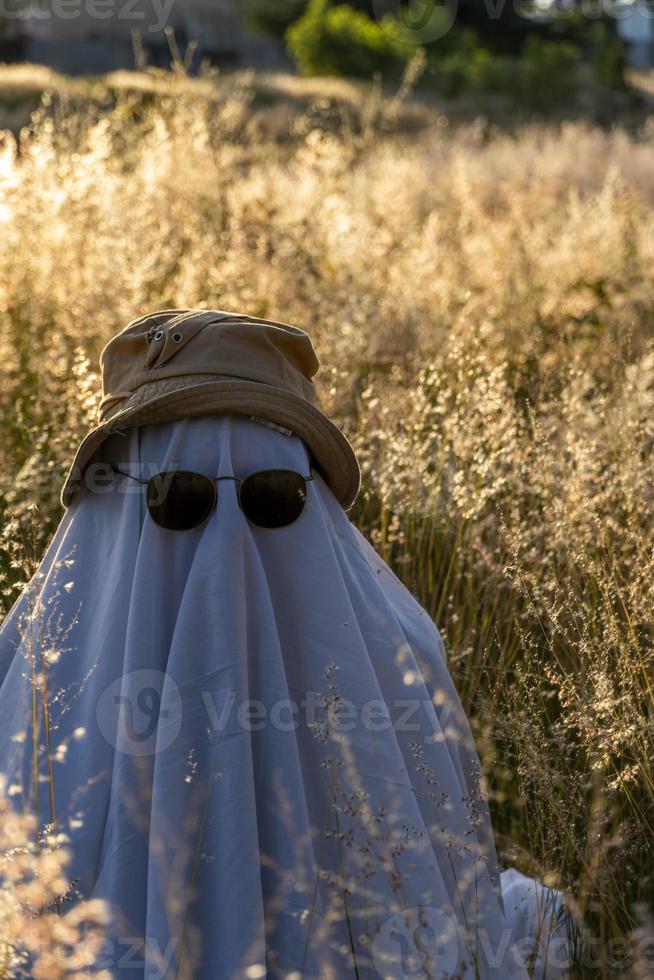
{"left": 172, "top": 332, "right": 183, "bottom": 343}
{"left": 153, "top": 330, "right": 165, "bottom": 341}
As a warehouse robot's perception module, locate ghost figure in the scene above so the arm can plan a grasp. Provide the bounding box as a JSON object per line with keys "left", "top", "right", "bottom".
{"left": 0, "top": 311, "right": 571, "bottom": 979}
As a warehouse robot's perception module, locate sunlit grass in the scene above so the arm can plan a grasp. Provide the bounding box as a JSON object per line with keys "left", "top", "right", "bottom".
{"left": 0, "top": 62, "right": 652, "bottom": 975}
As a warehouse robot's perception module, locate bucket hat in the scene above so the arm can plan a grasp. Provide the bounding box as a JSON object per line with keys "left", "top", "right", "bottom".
{"left": 61, "top": 309, "right": 361, "bottom": 510}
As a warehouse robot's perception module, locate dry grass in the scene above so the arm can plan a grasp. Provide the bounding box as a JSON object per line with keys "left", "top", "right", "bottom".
{"left": 0, "top": 779, "right": 110, "bottom": 978}
{"left": 0, "top": 63, "right": 653, "bottom": 975}
{"left": 0, "top": 62, "right": 424, "bottom": 135}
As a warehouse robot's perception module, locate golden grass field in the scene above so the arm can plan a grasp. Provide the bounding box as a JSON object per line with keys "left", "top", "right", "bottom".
{"left": 0, "top": 61, "right": 653, "bottom": 976}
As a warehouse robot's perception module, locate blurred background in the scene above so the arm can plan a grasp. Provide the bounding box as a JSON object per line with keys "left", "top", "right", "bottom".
{"left": 1, "top": 3, "right": 654, "bottom": 978}
{"left": 0, "top": 0, "right": 651, "bottom": 124}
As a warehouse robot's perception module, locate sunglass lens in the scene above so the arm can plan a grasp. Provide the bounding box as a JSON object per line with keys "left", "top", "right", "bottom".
{"left": 146, "top": 471, "right": 216, "bottom": 531}
{"left": 239, "top": 470, "right": 308, "bottom": 528}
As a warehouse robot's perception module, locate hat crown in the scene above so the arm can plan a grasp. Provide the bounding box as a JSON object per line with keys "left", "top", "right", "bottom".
{"left": 99, "top": 309, "right": 320, "bottom": 422}
{"left": 61, "top": 307, "right": 360, "bottom": 511}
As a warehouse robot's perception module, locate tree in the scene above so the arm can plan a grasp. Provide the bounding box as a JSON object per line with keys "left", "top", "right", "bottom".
{"left": 252, "top": 0, "right": 625, "bottom": 91}
{"left": 451, "top": 0, "right": 548, "bottom": 54}
{"left": 249, "top": 0, "right": 623, "bottom": 61}
{"left": 286, "top": 0, "right": 413, "bottom": 78}
{"left": 246, "top": 0, "right": 378, "bottom": 39}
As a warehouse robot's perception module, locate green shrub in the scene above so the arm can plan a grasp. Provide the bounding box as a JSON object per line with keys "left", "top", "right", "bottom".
{"left": 463, "top": 47, "right": 514, "bottom": 95}
{"left": 425, "top": 29, "right": 478, "bottom": 97}
{"left": 426, "top": 30, "right": 513, "bottom": 99}
{"left": 589, "top": 22, "right": 626, "bottom": 90}
{"left": 426, "top": 30, "right": 580, "bottom": 104}
{"left": 286, "top": 0, "right": 416, "bottom": 79}
{"left": 518, "top": 35, "right": 579, "bottom": 110}
{"left": 427, "top": 50, "right": 471, "bottom": 98}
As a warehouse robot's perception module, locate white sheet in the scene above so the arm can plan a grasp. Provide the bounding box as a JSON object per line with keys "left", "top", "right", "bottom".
{"left": 0, "top": 415, "right": 570, "bottom": 978}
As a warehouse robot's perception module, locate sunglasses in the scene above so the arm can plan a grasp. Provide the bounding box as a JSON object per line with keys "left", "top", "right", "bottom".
{"left": 110, "top": 466, "right": 314, "bottom": 531}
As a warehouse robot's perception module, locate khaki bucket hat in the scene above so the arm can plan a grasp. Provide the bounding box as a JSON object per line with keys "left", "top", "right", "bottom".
{"left": 61, "top": 309, "right": 361, "bottom": 511}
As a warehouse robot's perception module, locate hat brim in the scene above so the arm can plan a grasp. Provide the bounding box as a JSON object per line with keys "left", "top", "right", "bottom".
{"left": 61, "top": 379, "right": 361, "bottom": 511}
